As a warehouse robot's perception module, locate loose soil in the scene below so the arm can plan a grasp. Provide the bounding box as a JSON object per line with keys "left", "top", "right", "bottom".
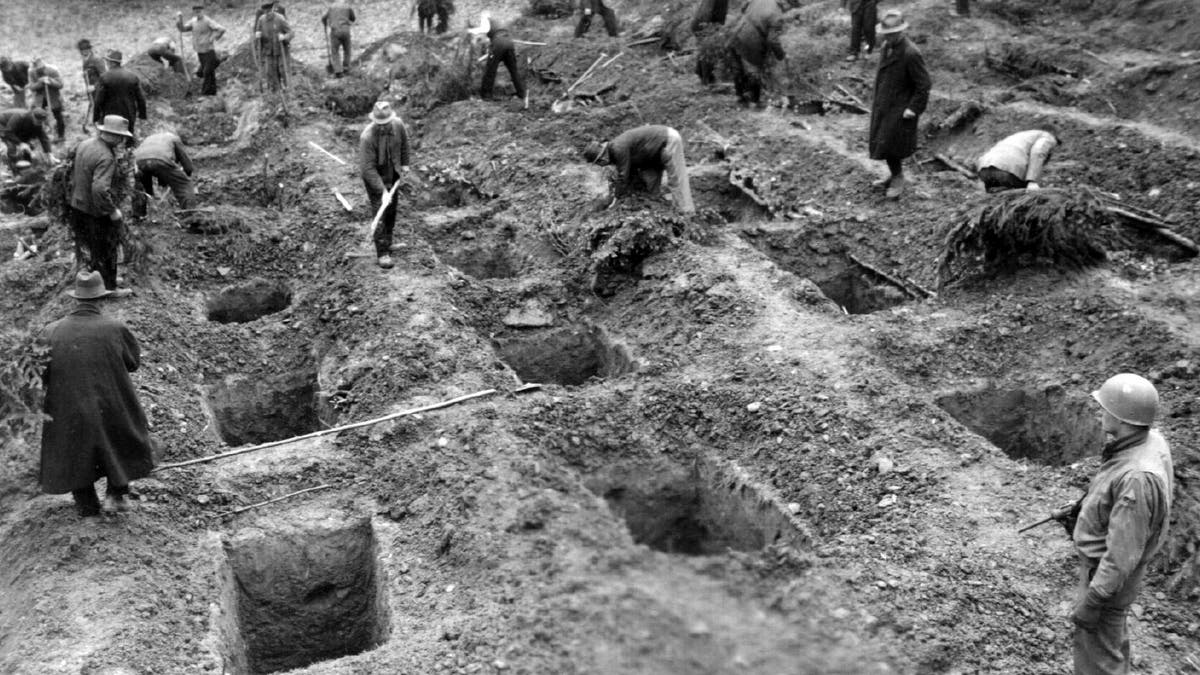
{"left": 1, "top": 0, "right": 1199, "bottom": 673}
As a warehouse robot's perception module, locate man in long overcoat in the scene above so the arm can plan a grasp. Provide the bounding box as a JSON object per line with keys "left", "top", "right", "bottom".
{"left": 728, "top": 0, "right": 790, "bottom": 107}
{"left": 41, "top": 270, "right": 154, "bottom": 517}
{"left": 93, "top": 50, "right": 148, "bottom": 138}
{"left": 867, "top": 10, "right": 929, "bottom": 199}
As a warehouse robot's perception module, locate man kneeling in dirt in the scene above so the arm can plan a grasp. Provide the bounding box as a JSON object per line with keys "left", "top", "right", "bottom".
{"left": 1051, "top": 373, "right": 1172, "bottom": 674}
{"left": 132, "top": 130, "right": 195, "bottom": 216}
{"left": 0, "top": 107, "right": 53, "bottom": 170}
{"left": 583, "top": 125, "right": 695, "bottom": 214}
{"left": 976, "top": 128, "right": 1061, "bottom": 193}
{"left": 40, "top": 270, "right": 154, "bottom": 517}
{"left": 359, "top": 101, "right": 411, "bottom": 269}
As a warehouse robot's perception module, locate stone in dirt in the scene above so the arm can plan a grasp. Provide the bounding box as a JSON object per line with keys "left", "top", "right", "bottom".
{"left": 503, "top": 299, "right": 555, "bottom": 328}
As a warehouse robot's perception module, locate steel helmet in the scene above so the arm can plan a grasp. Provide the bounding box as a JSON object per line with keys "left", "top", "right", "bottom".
{"left": 1092, "top": 373, "right": 1158, "bottom": 426}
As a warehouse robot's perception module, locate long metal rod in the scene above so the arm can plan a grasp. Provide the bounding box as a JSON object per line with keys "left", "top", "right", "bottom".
{"left": 154, "top": 388, "right": 498, "bottom": 472}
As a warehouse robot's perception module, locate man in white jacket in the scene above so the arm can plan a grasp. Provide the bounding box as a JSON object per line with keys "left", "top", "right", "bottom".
{"left": 976, "top": 128, "right": 1060, "bottom": 193}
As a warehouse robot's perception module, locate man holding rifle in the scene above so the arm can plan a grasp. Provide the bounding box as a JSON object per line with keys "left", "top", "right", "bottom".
{"left": 1027, "top": 373, "right": 1173, "bottom": 674}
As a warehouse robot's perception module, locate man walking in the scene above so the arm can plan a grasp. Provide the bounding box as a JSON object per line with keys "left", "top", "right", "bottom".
{"left": 322, "top": 1, "right": 357, "bottom": 78}
{"left": 470, "top": 13, "right": 526, "bottom": 102}
{"left": 867, "top": 10, "right": 930, "bottom": 199}
{"left": 133, "top": 130, "right": 195, "bottom": 215}
{"left": 976, "top": 128, "right": 1061, "bottom": 193}
{"left": 0, "top": 108, "right": 52, "bottom": 169}
{"left": 582, "top": 124, "right": 695, "bottom": 213}
{"left": 27, "top": 58, "right": 66, "bottom": 142}
{"left": 0, "top": 56, "right": 29, "bottom": 108}
{"left": 1059, "top": 373, "right": 1173, "bottom": 674}
{"left": 177, "top": 3, "right": 227, "bottom": 95}
{"left": 358, "top": 101, "right": 411, "bottom": 269}
{"left": 255, "top": 2, "right": 293, "bottom": 92}
{"left": 93, "top": 50, "right": 148, "bottom": 138}
{"left": 574, "top": 0, "right": 619, "bottom": 37}
{"left": 70, "top": 115, "right": 133, "bottom": 294}
{"left": 728, "top": 0, "right": 791, "bottom": 107}
{"left": 845, "top": 0, "right": 876, "bottom": 61}
{"left": 40, "top": 270, "right": 153, "bottom": 518}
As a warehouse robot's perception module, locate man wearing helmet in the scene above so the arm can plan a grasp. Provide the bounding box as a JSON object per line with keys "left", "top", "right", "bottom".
{"left": 1057, "top": 373, "right": 1173, "bottom": 674}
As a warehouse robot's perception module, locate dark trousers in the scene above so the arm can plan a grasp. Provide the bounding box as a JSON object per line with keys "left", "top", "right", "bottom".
{"left": 151, "top": 51, "right": 186, "bottom": 75}
{"left": 69, "top": 207, "right": 121, "bottom": 290}
{"left": 482, "top": 37, "right": 526, "bottom": 99}
{"left": 435, "top": 6, "right": 451, "bottom": 33}
{"left": 330, "top": 29, "right": 352, "bottom": 74}
{"left": 263, "top": 52, "right": 287, "bottom": 91}
{"left": 978, "top": 166, "right": 1027, "bottom": 192}
{"left": 368, "top": 180, "right": 400, "bottom": 256}
{"left": 72, "top": 482, "right": 129, "bottom": 517}
{"left": 136, "top": 158, "right": 194, "bottom": 210}
{"left": 38, "top": 103, "right": 65, "bottom": 140}
{"left": 575, "top": 6, "right": 619, "bottom": 37}
{"left": 955, "top": 0, "right": 970, "bottom": 15}
{"left": 886, "top": 157, "right": 904, "bottom": 177}
{"left": 849, "top": 0, "right": 877, "bottom": 55}
{"left": 198, "top": 50, "right": 220, "bottom": 95}
{"left": 418, "top": 11, "right": 434, "bottom": 33}
{"left": 729, "top": 52, "right": 764, "bottom": 105}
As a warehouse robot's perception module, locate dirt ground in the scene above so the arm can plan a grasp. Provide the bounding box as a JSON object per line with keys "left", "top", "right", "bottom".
{"left": 1, "top": 0, "right": 1199, "bottom": 673}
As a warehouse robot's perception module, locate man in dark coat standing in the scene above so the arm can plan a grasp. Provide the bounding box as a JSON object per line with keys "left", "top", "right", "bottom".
{"left": 41, "top": 270, "right": 153, "bottom": 517}
{"left": 359, "top": 101, "right": 411, "bottom": 269}
{"left": 868, "top": 10, "right": 930, "bottom": 199}
{"left": 0, "top": 56, "right": 30, "bottom": 108}
{"left": 93, "top": 50, "right": 148, "bottom": 138}
{"left": 574, "top": 0, "right": 619, "bottom": 37}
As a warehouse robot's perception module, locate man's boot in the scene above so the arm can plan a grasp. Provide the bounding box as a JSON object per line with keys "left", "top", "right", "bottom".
{"left": 377, "top": 254, "right": 394, "bottom": 269}
{"left": 885, "top": 174, "right": 908, "bottom": 199}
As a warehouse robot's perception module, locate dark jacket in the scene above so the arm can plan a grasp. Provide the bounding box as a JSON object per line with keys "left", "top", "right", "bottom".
{"left": 868, "top": 36, "right": 930, "bottom": 160}
{"left": 0, "top": 59, "right": 29, "bottom": 90}
{"left": 606, "top": 125, "right": 672, "bottom": 196}
{"left": 40, "top": 303, "right": 154, "bottom": 494}
{"left": 0, "top": 108, "right": 51, "bottom": 153}
{"left": 70, "top": 136, "right": 120, "bottom": 216}
{"left": 323, "top": 3, "right": 357, "bottom": 33}
{"left": 358, "top": 119, "right": 410, "bottom": 194}
{"left": 93, "top": 65, "right": 148, "bottom": 126}
{"left": 82, "top": 55, "right": 107, "bottom": 87}
{"left": 27, "top": 64, "right": 64, "bottom": 110}
{"left": 731, "top": 0, "right": 787, "bottom": 68}
{"left": 691, "top": 0, "right": 729, "bottom": 32}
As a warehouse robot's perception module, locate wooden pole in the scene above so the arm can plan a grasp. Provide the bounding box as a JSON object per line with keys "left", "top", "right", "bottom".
{"left": 333, "top": 188, "right": 353, "bottom": 211}
{"left": 308, "top": 140, "right": 347, "bottom": 165}
{"left": 367, "top": 177, "right": 405, "bottom": 234}
{"left": 154, "top": 388, "right": 498, "bottom": 472}
{"left": 215, "top": 484, "right": 334, "bottom": 518}
{"left": 933, "top": 152, "right": 977, "bottom": 180}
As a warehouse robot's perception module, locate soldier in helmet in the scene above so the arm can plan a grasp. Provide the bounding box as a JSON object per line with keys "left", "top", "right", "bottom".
{"left": 1052, "top": 373, "right": 1173, "bottom": 675}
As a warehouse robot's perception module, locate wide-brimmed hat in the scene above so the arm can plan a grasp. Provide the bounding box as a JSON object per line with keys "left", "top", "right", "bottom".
{"left": 67, "top": 271, "right": 113, "bottom": 299}
{"left": 370, "top": 101, "right": 396, "bottom": 125}
{"left": 97, "top": 114, "right": 133, "bottom": 137}
{"left": 104, "top": 48, "right": 123, "bottom": 64}
{"left": 877, "top": 9, "right": 909, "bottom": 34}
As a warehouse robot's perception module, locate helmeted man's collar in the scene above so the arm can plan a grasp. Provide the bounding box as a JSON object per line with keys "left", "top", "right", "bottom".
{"left": 1101, "top": 428, "right": 1150, "bottom": 462}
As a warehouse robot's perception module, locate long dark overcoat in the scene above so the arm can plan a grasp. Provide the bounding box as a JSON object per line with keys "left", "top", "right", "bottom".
{"left": 92, "top": 66, "right": 147, "bottom": 131}
{"left": 868, "top": 36, "right": 931, "bottom": 160}
{"left": 40, "top": 303, "right": 154, "bottom": 494}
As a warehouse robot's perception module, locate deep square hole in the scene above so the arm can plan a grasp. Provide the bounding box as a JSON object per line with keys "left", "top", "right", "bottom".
{"left": 815, "top": 267, "right": 908, "bottom": 315}
{"left": 495, "top": 324, "right": 635, "bottom": 386}
{"left": 204, "top": 370, "right": 320, "bottom": 445}
{"left": 936, "top": 384, "right": 1104, "bottom": 465}
{"left": 586, "top": 458, "right": 806, "bottom": 556}
{"left": 217, "top": 515, "right": 390, "bottom": 674}
{"left": 205, "top": 278, "right": 293, "bottom": 324}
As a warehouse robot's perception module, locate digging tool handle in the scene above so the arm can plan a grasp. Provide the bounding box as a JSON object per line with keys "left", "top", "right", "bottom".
{"left": 368, "top": 177, "right": 405, "bottom": 232}
{"left": 81, "top": 66, "right": 93, "bottom": 132}
{"left": 1018, "top": 515, "right": 1055, "bottom": 533}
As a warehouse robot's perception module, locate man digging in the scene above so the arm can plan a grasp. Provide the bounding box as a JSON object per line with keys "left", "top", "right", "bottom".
{"left": 358, "top": 101, "right": 411, "bottom": 269}
{"left": 976, "top": 128, "right": 1061, "bottom": 193}
{"left": 70, "top": 115, "right": 135, "bottom": 296}
{"left": 583, "top": 124, "right": 696, "bottom": 214}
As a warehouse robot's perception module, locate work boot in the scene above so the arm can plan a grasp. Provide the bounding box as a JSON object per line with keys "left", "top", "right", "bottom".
{"left": 885, "top": 175, "right": 908, "bottom": 199}
{"left": 377, "top": 254, "right": 394, "bottom": 269}
{"left": 110, "top": 288, "right": 133, "bottom": 298}
{"left": 871, "top": 175, "right": 892, "bottom": 190}
{"left": 102, "top": 494, "right": 131, "bottom": 514}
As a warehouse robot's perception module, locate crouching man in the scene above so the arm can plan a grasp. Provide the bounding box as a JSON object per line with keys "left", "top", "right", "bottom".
{"left": 133, "top": 129, "right": 195, "bottom": 216}
{"left": 583, "top": 124, "right": 695, "bottom": 213}
{"left": 976, "top": 128, "right": 1061, "bottom": 193}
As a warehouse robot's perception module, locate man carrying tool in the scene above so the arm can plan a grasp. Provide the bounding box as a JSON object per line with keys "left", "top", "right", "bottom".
{"left": 0, "top": 56, "right": 30, "bottom": 108}
{"left": 27, "top": 58, "right": 66, "bottom": 143}
{"left": 177, "top": 3, "right": 227, "bottom": 96}
{"left": 0, "top": 108, "right": 53, "bottom": 170}
{"left": 40, "top": 269, "right": 153, "bottom": 518}
{"left": 132, "top": 129, "right": 195, "bottom": 216}
{"left": 70, "top": 115, "right": 135, "bottom": 294}
{"left": 358, "top": 101, "right": 411, "bottom": 269}
{"left": 93, "top": 50, "right": 148, "bottom": 139}
{"left": 469, "top": 12, "right": 526, "bottom": 103}
{"left": 255, "top": 1, "right": 293, "bottom": 93}
{"left": 1040, "top": 373, "right": 1173, "bottom": 675}
{"left": 78, "top": 39, "right": 107, "bottom": 88}
{"left": 322, "top": 0, "right": 357, "bottom": 78}
{"left": 728, "top": 0, "right": 793, "bottom": 107}
{"left": 582, "top": 124, "right": 696, "bottom": 213}
{"left": 976, "top": 128, "right": 1061, "bottom": 193}
{"left": 868, "top": 10, "right": 930, "bottom": 200}
{"left": 575, "top": 0, "right": 619, "bottom": 37}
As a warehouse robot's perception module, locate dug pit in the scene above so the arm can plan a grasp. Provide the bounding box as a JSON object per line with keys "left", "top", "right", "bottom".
{"left": 205, "top": 278, "right": 293, "bottom": 324}
{"left": 495, "top": 324, "right": 635, "bottom": 386}
{"left": 204, "top": 369, "right": 321, "bottom": 446}
{"left": 216, "top": 513, "right": 390, "bottom": 674}
{"left": 816, "top": 265, "right": 910, "bottom": 315}
{"left": 439, "top": 240, "right": 527, "bottom": 279}
{"left": 936, "top": 383, "right": 1105, "bottom": 465}
{"left": 585, "top": 457, "right": 808, "bottom": 556}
